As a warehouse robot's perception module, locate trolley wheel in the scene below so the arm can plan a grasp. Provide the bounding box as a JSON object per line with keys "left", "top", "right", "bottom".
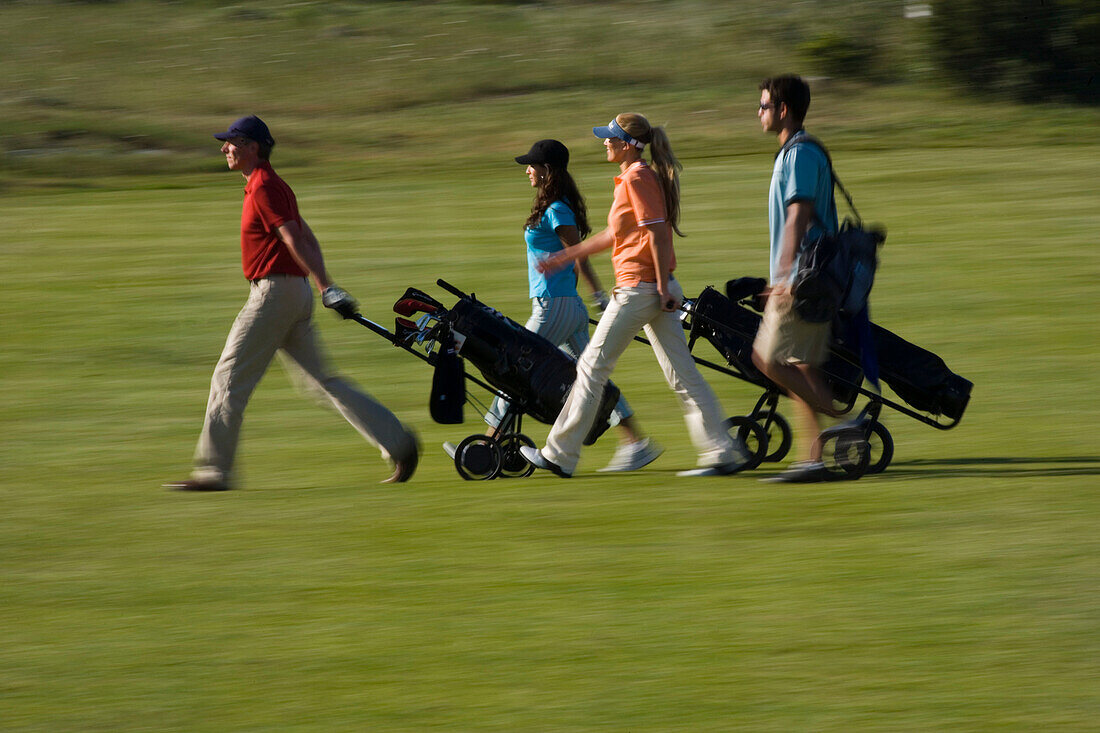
{"left": 497, "top": 433, "right": 536, "bottom": 479}
{"left": 747, "top": 410, "right": 792, "bottom": 464}
{"left": 820, "top": 426, "right": 870, "bottom": 480}
{"left": 453, "top": 434, "right": 503, "bottom": 481}
{"left": 865, "top": 421, "right": 894, "bottom": 475}
{"left": 726, "top": 416, "right": 768, "bottom": 471}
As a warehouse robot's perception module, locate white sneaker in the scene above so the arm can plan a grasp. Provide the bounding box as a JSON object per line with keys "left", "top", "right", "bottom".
{"left": 442, "top": 441, "right": 458, "bottom": 459}
{"left": 676, "top": 438, "right": 750, "bottom": 477}
{"left": 676, "top": 462, "right": 743, "bottom": 477}
{"left": 518, "top": 446, "right": 572, "bottom": 478}
{"left": 760, "top": 460, "right": 827, "bottom": 483}
{"left": 597, "top": 438, "right": 664, "bottom": 472}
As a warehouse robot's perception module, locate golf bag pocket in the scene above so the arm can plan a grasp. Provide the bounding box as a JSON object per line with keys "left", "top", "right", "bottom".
{"left": 430, "top": 327, "right": 465, "bottom": 424}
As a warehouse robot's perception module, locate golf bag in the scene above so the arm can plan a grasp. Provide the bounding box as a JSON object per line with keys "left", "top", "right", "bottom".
{"left": 869, "top": 325, "right": 972, "bottom": 421}
{"left": 784, "top": 132, "right": 886, "bottom": 323}
{"left": 357, "top": 281, "right": 624, "bottom": 480}
{"left": 679, "top": 282, "right": 972, "bottom": 478}
{"left": 447, "top": 297, "right": 620, "bottom": 445}
{"left": 688, "top": 284, "right": 862, "bottom": 407}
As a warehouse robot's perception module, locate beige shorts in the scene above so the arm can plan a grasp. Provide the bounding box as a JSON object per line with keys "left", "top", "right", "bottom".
{"left": 753, "top": 290, "right": 830, "bottom": 367}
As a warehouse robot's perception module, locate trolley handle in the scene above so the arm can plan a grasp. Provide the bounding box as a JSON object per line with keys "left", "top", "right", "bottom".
{"left": 436, "top": 279, "right": 469, "bottom": 300}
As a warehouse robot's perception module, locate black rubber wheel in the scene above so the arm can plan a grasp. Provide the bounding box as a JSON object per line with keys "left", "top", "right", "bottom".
{"left": 821, "top": 427, "right": 870, "bottom": 480}
{"left": 726, "top": 415, "right": 768, "bottom": 471}
{"left": 454, "top": 434, "right": 503, "bottom": 481}
{"left": 497, "top": 433, "right": 536, "bottom": 479}
{"left": 864, "top": 421, "right": 894, "bottom": 475}
{"left": 747, "top": 410, "right": 792, "bottom": 463}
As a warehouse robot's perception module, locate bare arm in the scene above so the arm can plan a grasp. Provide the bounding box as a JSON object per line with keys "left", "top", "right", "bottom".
{"left": 770, "top": 200, "right": 815, "bottom": 295}
{"left": 536, "top": 227, "right": 615, "bottom": 274}
{"left": 276, "top": 219, "right": 332, "bottom": 292}
{"left": 556, "top": 224, "right": 605, "bottom": 297}
{"left": 644, "top": 223, "right": 678, "bottom": 311}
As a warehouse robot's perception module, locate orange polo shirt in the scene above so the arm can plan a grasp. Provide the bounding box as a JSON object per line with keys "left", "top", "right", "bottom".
{"left": 608, "top": 161, "right": 676, "bottom": 287}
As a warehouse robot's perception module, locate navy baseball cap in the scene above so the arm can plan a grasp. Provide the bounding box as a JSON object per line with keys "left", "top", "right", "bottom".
{"left": 213, "top": 115, "right": 275, "bottom": 147}
{"left": 593, "top": 118, "right": 645, "bottom": 148}
{"left": 515, "top": 139, "right": 569, "bottom": 169}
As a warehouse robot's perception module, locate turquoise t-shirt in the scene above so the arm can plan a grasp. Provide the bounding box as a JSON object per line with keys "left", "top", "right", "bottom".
{"left": 526, "top": 199, "right": 578, "bottom": 298}
{"left": 768, "top": 134, "right": 838, "bottom": 285}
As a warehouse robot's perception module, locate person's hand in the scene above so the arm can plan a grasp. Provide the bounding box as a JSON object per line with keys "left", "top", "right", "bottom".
{"left": 657, "top": 284, "right": 680, "bottom": 313}
{"left": 536, "top": 251, "right": 568, "bottom": 274}
{"left": 591, "top": 290, "right": 610, "bottom": 312}
{"left": 770, "top": 283, "right": 792, "bottom": 301}
{"left": 321, "top": 285, "right": 358, "bottom": 318}
{"left": 754, "top": 284, "right": 777, "bottom": 310}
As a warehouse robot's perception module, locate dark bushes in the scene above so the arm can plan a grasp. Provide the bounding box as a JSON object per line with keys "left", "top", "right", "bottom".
{"left": 929, "top": 0, "right": 1098, "bottom": 103}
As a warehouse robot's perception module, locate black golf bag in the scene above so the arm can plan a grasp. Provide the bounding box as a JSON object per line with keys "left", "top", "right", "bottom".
{"left": 870, "top": 325, "right": 972, "bottom": 421}
{"left": 447, "top": 297, "right": 620, "bottom": 446}
{"left": 364, "top": 282, "right": 625, "bottom": 480}
{"left": 688, "top": 285, "right": 862, "bottom": 407}
{"left": 679, "top": 283, "right": 972, "bottom": 478}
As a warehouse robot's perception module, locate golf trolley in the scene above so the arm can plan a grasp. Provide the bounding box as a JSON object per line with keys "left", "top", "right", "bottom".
{"left": 678, "top": 278, "right": 973, "bottom": 479}
{"left": 349, "top": 280, "right": 620, "bottom": 480}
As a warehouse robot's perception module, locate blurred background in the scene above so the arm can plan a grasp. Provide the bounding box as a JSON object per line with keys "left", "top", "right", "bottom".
{"left": 2, "top": 2, "right": 1099, "bottom": 731}
{"left": 2, "top": 0, "right": 1096, "bottom": 186}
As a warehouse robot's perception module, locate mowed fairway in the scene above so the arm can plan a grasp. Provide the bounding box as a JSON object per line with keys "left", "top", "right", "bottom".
{"left": 3, "top": 2, "right": 1100, "bottom": 730}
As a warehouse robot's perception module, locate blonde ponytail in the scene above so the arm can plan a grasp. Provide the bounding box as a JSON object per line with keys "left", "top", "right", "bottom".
{"left": 647, "top": 125, "right": 683, "bottom": 237}
{"left": 614, "top": 113, "right": 684, "bottom": 237}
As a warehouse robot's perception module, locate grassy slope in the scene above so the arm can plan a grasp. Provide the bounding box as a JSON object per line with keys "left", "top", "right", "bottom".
{"left": 2, "top": 2, "right": 1099, "bottom": 730}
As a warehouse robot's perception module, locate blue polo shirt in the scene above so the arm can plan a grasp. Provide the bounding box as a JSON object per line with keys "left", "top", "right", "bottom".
{"left": 769, "top": 134, "right": 838, "bottom": 284}
{"left": 526, "top": 199, "right": 578, "bottom": 298}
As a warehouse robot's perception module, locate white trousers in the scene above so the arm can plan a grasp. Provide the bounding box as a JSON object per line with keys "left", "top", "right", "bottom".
{"left": 193, "top": 275, "right": 413, "bottom": 483}
{"left": 542, "top": 279, "right": 737, "bottom": 474}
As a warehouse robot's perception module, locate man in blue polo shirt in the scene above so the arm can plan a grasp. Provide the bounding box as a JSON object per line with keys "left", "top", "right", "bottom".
{"left": 752, "top": 75, "right": 841, "bottom": 483}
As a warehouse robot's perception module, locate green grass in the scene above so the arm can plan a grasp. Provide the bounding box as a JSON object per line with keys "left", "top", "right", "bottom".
{"left": 2, "top": 1, "right": 1100, "bottom": 730}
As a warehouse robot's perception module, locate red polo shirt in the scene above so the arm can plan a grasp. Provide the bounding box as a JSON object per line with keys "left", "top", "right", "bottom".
{"left": 240, "top": 161, "right": 307, "bottom": 281}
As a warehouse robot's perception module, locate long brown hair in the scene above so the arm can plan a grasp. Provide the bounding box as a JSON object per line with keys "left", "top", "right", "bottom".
{"left": 525, "top": 165, "right": 591, "bottom": 239}
{"left": 614, "top": 113, "right": 684, "bottom": 237}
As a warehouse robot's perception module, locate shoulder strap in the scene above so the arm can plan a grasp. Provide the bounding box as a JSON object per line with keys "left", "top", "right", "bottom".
{"left": 782, "top": 131, "right": 861, "bottom": 225}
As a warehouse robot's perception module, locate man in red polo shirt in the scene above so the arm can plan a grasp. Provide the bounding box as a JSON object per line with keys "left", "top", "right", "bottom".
{"left": 164, "top": 115, "right": 418, "bottom": 491}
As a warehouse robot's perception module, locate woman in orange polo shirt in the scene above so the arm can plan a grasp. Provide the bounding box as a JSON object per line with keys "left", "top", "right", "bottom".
{"left": 519, "top": 113, "right": 748, "bottom": 478}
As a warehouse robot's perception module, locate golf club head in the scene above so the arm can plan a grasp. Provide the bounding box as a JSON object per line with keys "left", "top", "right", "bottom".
{"left": 726, "top": 277, "right": 767, "bottom": 303}
{"left": 394, "top": 298, "right": 444, "bottom": 317}
{"left": 397, "top": 287, "right": 445, "bottom": 311}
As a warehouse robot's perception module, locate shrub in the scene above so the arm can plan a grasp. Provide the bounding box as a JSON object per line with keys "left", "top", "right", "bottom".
{"left": 800, "top": 31, "right": 878, "bottom": 78}
{"left": 929, "top": 0, "right": 1098, "bottom": 103}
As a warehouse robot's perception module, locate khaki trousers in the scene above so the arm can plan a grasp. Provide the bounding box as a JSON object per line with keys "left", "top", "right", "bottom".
{"left": 192, "top": 275, "right": 412, "bottom": 483}
{"left": 542, "top": 279, "right": 737, "bottom": 474}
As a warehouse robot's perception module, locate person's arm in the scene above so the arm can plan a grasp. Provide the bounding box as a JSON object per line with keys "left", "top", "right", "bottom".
{"left": 769, "top": 199, "right": 815, "bottom": 295}
{"left": 557, "top": 224, "right": 608, "bottom": 310}
{"left": 644, "top": 223, "right": 678, "bottom": 312}
{"left": 536, "top": 227, "right": 615, "bottom": 274}
{"left": 277, "top": 219, "right": 358, "bottom": 317}
{"left": 277, "top": 218, "right": 332, "bottom": 292}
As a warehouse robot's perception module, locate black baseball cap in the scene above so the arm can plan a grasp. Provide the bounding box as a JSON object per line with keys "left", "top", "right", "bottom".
{"left": 214, "top": 115, "right": 275, "bottom": 147}
{"left": 515, "top": 139, "right": 569, "bottom": 169}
